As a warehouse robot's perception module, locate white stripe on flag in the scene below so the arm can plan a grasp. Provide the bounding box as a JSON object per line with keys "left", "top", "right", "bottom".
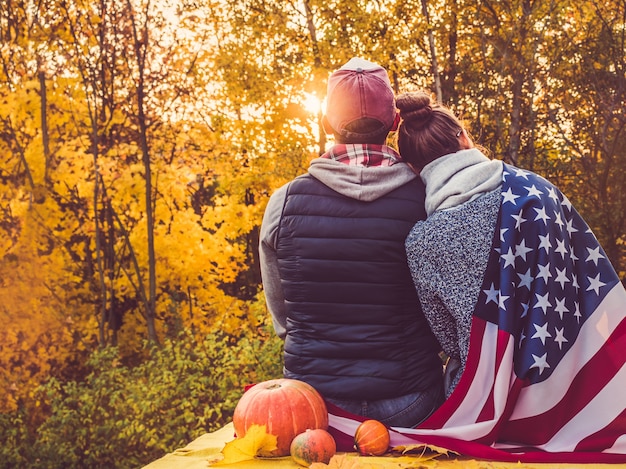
{"left": 328, "top": 412, "right": 360, "bottom": 440}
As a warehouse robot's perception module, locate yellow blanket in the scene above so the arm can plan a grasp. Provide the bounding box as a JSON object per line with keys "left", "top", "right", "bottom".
{"left": 142, "top": 423, "right": 622, "bottom": 469}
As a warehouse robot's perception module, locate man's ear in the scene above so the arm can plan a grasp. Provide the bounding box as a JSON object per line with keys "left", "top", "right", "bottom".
{"left": 390, "top": 112, "right": 400, "bottom": 131}
{"left": 322, "top": 115, "right": 334, "bottom": 135}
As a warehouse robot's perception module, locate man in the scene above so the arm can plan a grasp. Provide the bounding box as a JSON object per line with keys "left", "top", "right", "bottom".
{"left": 259, "top": 58, "right": 443, "bottom": 427}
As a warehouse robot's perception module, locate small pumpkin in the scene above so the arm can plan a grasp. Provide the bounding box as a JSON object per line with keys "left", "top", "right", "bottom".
{"left": 354, "top": 419, "right": 390, "bottom": 456}
{"left": 290, "top": 428, "right": 337, "bottom": 466}
{"left": 232, "top": 378, "right": 329, "bottom": 457}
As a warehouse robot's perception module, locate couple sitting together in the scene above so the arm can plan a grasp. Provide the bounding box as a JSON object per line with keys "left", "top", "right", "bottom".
{"left": 259, "top": 58, "right": 626, "bottom": 462}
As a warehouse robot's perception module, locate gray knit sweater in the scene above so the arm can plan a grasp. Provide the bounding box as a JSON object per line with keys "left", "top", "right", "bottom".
{"left": 405, "top": 149, "right": 503, "bottom": 396}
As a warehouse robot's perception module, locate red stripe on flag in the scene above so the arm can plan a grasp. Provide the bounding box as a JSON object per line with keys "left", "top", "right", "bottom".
{"left": 326, "top": 402, "right": 366, "bottom": 452}
{"left": 501, "top": 317, "right": 626, "bottom": 446}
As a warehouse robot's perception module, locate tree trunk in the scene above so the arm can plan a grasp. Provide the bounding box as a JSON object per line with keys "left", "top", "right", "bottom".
{"left": 128, "top": 0, "right": 159, "bottom": 344}
{"left": 92, "top": 120, "right": 108, "bottom": 346}
{"left": 38, "top": 69, "right": 51, "bottom": 185}
{"left": 303, "top": 0, "right": 326, "bottom": 155}
{"left": 507, "top": 74, "right": 523, "bottom": 166}
{"left": 443, "top": 1, "right": 459, "bottom": 105}
{"left": 421, "top": 0, "right": 442, "bottom": 102}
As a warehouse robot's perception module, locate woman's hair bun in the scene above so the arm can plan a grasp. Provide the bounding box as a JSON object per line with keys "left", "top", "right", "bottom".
{"left": 396, "top": 91, "right": 433, "bottom": 129}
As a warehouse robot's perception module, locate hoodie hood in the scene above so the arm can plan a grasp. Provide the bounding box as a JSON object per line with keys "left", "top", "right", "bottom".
{"left": 307, "top": 157, "right": 418, "bottom": 202}
{"left": 420, "top": 148, "right": 503, "bottom": 215}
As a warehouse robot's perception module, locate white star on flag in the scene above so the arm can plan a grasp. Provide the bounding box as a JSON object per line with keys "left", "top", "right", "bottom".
{"left": 536, "top": 262, "right": 552, "bottom": 282}
{"left": 502, "top": 188, "right": 520, "bottom": 205}
{"left": 530, "top": 352, "right": 550, "bottom": 374}
{"left": 554, "top": 297, "right": 569, "bottom": 319}
{"left": 514, "top": 239, "right": 533, "bottom": 261}
{"left": 586, "top": 246, "right": 605, "bottom": 266}
{"left": 483, "top": 283, "right": 499, "bottom": 304}
{"left": 525, "top": 184, "right": 543, "bottom": 198}
{"left": 533, "top": 206, "right": 551, "bottom": 224}
{"left": 533, "top": 291, "right": 552, "bottom": 314}
{"left": 538, "top": 233, "right": 552, "bottom": 252}
{"left": 501, "top": 247, "right": 516, "bottom": 268}
{"left": 586, "top": 273, "right": 606, "bottom": 295}
{"left": 554, "top": 327, "right": 568, "bottom": 349}
{"left": 512, "top": 210, "right": 526, "bottom": 230}
{"left": 517, "top": 268, "right": 533, "bottom": 290}
{"left": 531, "top": 322, "right": 551, "bottom": 344}
{"left": 555, "top": 238, "right": 568, "bottom": 258}
{"left": 554, "top": 267, "right": 570, "bottom": 288}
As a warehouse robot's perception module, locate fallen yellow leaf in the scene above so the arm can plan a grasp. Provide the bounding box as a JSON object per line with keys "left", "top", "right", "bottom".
{"left": 210, "top": 424, "right": 278, "bottom": 465}
{"left": 392, "top": 442, "right": 458, "bottom": 457}
{"left": 310, "top": 453, "right": 368, "bottom": 469}
{"left": 310, "top": 453, "right": 438, "bottom": 469}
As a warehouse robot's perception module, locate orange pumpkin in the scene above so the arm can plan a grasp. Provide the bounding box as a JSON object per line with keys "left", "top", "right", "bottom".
{"left": 232, "top": 378, "right": 329, "bottom": 457}
{"left": 354, "top": 419, "right": 390, "bottom": 456}
{"left": 290, "top": 428, "right": 337, "bottom": 466}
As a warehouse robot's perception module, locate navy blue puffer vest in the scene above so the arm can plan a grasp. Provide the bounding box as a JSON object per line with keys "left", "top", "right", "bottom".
{"left": 276, "top": 174, "right": 443, "bottom": 400}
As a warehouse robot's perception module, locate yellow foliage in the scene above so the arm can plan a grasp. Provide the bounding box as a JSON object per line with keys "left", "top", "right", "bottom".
{"left": 0, "top": 202, "right": 97, "bottom": 412}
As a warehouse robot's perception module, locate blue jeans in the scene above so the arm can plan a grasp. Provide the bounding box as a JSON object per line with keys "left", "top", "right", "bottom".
{"left": 325, "top": 383, "right": 444, "bottom": 428}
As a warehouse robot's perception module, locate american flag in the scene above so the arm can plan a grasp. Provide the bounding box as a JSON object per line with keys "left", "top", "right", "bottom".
{"left": 327, "top": 164, "right": 626, "bottom": 463}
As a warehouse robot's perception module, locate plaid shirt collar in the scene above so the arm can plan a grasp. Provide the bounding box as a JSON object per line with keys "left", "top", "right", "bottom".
{"left": 321, "top": 144, "right": 403, "bottom": 167}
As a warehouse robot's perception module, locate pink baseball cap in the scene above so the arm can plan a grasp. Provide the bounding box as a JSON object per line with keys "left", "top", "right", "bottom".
{"left": 326, "top": 57, "right": 396, "bottom": 137}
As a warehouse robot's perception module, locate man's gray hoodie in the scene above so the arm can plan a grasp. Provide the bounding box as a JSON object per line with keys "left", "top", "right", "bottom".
{"left": 260, "top": 156, "right": 418, "bottom": 338}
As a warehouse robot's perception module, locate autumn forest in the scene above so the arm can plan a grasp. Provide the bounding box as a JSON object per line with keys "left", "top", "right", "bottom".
{"left": 1, "top": 0, "right": 625, "bottom": 467}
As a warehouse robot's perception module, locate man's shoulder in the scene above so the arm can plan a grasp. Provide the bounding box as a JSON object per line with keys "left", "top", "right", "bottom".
{"left": 287, "top": 172, "right": 337, "bottom": 194}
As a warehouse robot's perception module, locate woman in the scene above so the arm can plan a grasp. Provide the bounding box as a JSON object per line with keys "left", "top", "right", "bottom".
{"left": 397, "top": 91, "right": 503, "bottom": 396}
{"left": 347, "top": 90, "right": 626, "bottom": 461}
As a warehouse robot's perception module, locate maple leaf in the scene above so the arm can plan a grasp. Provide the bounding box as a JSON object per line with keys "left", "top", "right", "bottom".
{"left": 310, "top": 454, "right": 365, "bottom": 469}
{"left": 392, "top": 442, "right": 458, "bottom": 457}
{"left": 309, "top": 453, "right": 419, "bottom": 469}
{"left": 210, "top": 424, "right": 277, "bottom": 465}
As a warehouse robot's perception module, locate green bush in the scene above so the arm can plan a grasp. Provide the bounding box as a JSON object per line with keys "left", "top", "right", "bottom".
{"left": 0, "top": 411, "right": 31, "bottom": 469}
{"left": 2, "top": 326, "right": 283, "bottom": 469}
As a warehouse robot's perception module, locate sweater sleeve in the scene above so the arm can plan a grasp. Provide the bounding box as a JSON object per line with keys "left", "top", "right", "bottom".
{"left": 411, "top": 264, "right": 461, "bottom": 361}
{"left": 259, "top": 184, "right": 289, "bottom": 339}
{"left": 407, "top": 229, "right": 466, "bottom": 398}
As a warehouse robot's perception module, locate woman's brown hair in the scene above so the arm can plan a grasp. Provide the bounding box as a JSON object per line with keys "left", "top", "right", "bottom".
{"left": 396, "top": 91, "right": 464, "bottom": 171}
